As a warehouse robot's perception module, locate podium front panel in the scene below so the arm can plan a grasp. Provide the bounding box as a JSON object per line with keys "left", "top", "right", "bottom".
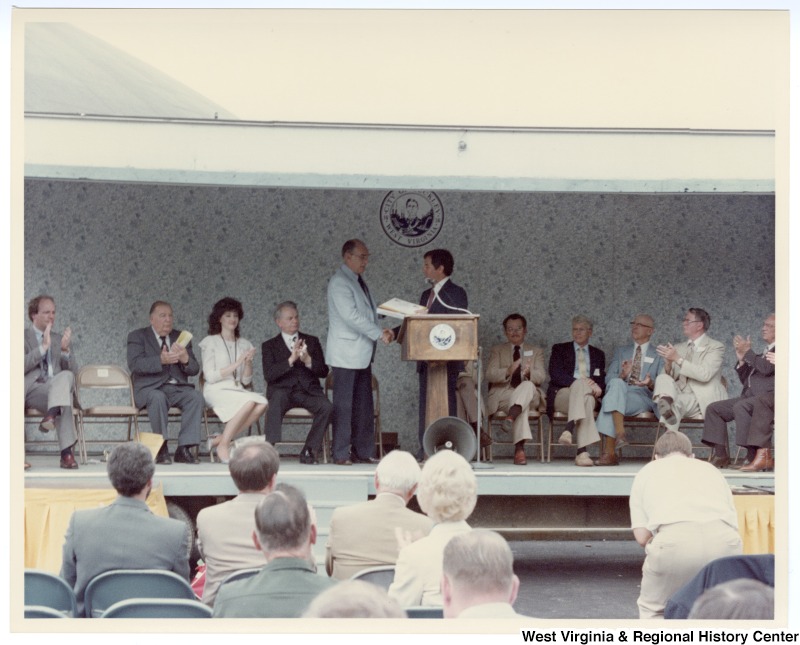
{"left": 400, "top": 315, "right": 478, "bottom": 362}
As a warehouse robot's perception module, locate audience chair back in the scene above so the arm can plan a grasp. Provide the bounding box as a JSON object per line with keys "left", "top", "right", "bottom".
{"left": 325, "top": 372, "right": 383, "bottom": 457}
{"left": 405, "top": 606, "right": 444, "bottom": 619}
{"left": 24, "top": 569, "right": 78, "bottom": 617}
{"left": 349, "top": 565, "right": 396, "bottom": 591}
{"left": 83, "top": 569, "right": 196, "bottom": 618}
{"left": 76, "top": 364, "right": 141, "bottom": 458}
{"left": 25, "top": 605, "right": 69, "bottom": 618}
{"left": 102, "top": 597, "right": 213, "bottom": 618}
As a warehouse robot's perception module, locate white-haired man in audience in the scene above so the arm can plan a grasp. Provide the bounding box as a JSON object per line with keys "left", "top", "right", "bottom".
{"left": 213, "top": 483, "right": 336, "bottom": 618}
{"left": 326, "top": 449, "right": 433, "bottom": 580}
{"left": 442, "top": 529, "right": 527, "bottom": 619}
{"left": 60, "top": 442, "right": 190, "bottom": 617}
{"left": 196, "top": 441, "right": 280, "bottom": 606}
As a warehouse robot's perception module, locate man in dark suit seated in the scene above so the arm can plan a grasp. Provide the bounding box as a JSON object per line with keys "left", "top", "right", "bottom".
{"left": 546, "top": 315, "right": 606, "bottom": 467}
{"left": 212, "top": 483, "right": 336, "bottom": 618}
{"left": 702, "top": 314, "right": 775, "bottom": 470}
{"left": 261, "top": 301, "right": 332, "bottom": 465}
{"left": 127, "top": 300, "right": 204, "bottom": 464}
{"left": 60, "top": 442, "right": 190, "bottom": 616}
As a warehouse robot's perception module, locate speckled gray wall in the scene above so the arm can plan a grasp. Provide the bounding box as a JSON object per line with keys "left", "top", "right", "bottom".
{"left": 24, "top": 179, "right": 774, "bottom": 454}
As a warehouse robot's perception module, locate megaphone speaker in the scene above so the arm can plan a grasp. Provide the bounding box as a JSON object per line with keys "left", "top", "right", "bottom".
{"left": 422, "top": 416, "right": 477, "bottom": 460}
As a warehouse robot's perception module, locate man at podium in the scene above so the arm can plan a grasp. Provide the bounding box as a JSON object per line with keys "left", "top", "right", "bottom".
{"left": 414, "top": 249, "right": 469, "bottom": 460}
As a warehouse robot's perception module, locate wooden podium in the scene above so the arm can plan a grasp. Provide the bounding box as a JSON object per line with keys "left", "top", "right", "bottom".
{"left": 398, "top": 314, "right": 479, "bottom": 430}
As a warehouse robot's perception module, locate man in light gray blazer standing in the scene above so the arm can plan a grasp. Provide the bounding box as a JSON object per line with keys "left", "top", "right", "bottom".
{"left": 326, "top": 239, "right": 394, "bottom": 465}
{"left": 594, "top": 313, "right": 665, "bottom": 465}
{"left": 60, "top": 442, "right": 190, "bottom": 617}
{"left": 24, "top": 294, "right": 79, "bottom": 469}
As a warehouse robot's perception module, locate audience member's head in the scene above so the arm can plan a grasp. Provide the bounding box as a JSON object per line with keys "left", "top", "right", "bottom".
{"left": 416, "top": 450, "right": 477, "bottom": 524}
{"left": 688, "top": 578, "right": 774, "bottom": 620}
{"left": 107, "top": 442, "right": 155, "bottom": 498}
{"left": 303, "top": 580, "right": 407, "bottom": 618}
{"left": 374, "top": 450, "right": 422, "bottom": 501}
{"left": 654, "top": 429, "right": 693, "bottom": 459}
{"left": 253, "top": 483, "right": 316, "bottom": 560}
{"left": 228, "top": 441, "right": 280, "bottom": 493}
{"left": 441, "top": 529, "right": 520, "bottom": 618}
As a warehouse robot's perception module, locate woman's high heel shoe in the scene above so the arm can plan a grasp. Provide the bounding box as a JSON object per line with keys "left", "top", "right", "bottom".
{"left": 207, "top": 434, "right": 221, "bottom": 463}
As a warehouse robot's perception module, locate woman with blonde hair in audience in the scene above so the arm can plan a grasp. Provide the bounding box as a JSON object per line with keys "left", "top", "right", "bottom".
{"left": 199, "top": 297, "right": 267, "bottom": 463}
{"left": 388, "top": 449, "right": 478, "bottom": 607}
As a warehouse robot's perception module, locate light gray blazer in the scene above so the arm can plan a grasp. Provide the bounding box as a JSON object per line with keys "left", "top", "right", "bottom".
{"left": 24, "top": 327, "right": 78, "bottom": 396}
{"left": 325, "top": 264, "right": 383, "bottom": 369}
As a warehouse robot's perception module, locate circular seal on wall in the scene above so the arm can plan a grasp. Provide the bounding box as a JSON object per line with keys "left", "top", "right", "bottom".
{"left": 380, "top": 190, "right": 444, "bottom": 247}
{"left": 429, "top": 323, "right": 456, "bottom": 351}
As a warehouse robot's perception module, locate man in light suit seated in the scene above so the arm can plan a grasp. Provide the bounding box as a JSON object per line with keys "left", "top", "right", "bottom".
{"left": 653, "top": 308, "right": 727, "bottom": 436}
{"left": 196, "top": 441, "right": 280, "bottom": 606}
{"left": 442, "top": 529, "right": 529, "bottom": 619}
{"left": 326, "top": 239, "right": 394, "bottom": 465}
{"left": 485, "top": 313, "right": 546, "bottom": 466}
{"left": 594, "top": 313, "right": 664, "bottom": 466}
{"left": 24, "top": 294, "right": 80, "bottom": 469}
{"left": 212, "top": 483, "right": 336, "bottom": 618}
{"left": 60, "top": 442, "right": 190, "bottom": 617}
{"left": 325, "top": 449, "right": 433, "bottom": 580}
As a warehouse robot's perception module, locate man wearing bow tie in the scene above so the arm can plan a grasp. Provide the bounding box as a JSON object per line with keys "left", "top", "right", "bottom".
{"left": 262, "top": 301, "right": 332, "bottom": 465}
{"left": 652, "top": 307, "right": 727, "bottom": 438}
{"left": 701, "top": 314, "right": 775, "bottom": 470}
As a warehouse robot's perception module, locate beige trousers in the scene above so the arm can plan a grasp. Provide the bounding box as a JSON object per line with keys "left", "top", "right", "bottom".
{"left": 652, "top": 374, "right": 701, "bottom": 431}
{"left": 554, "top": 379, "right": 600, "bottom": 449}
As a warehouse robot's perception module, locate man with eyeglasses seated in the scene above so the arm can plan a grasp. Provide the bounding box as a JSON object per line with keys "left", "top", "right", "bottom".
{"left": 594, "top": 314, "right": 664, "bottom": 466}
{"left": 652, "top": 308, "right": 727, "bottom": 435}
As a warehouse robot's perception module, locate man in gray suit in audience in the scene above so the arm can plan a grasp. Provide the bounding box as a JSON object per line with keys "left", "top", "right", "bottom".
{"left": 60, "top": 442, "right": 190, "bottom": 617}
{"left": 197, "top": 441, "right": 280, "bottom": 606}
{"left": 24, "top": 294, "right": 80, "bottom": 469}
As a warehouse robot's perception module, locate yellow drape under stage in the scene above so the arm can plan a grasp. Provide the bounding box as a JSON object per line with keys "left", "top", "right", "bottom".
{"left": 733, "top": 494, "right": 774, "bottom": 555}
{"left": 24, "top": 483, "right": 169, "bottom": 573}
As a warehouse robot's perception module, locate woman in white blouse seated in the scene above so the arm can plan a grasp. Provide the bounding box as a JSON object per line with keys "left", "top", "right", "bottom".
{"left": 199, "top": 297, "right": 268, "bottom": 463}
{"left": 388, "top": 450, "right": 477, "bottom": 608}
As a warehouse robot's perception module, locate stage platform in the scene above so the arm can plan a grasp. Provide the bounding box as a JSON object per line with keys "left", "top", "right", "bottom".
{"left": 23, "top": 453, "right": 775, "bottom": 574}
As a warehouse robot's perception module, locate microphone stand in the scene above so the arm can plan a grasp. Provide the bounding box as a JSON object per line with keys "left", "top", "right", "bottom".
{"left": 473, "top": 346, "right": 493, "bottom": 470}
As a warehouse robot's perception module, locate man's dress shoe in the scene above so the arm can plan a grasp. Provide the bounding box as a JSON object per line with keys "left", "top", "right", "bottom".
{"left": 39, "top": 415, "right": 56, "bottom": 433}
{"left": 709, "top": 454, "right": 731, "bottom": 469}
{"left": 351, "top": 454, "right": 379, "bottom": 464}
{"left": 739, "top": 448, "right": 773, "bottom": 472}
{"left": 155, "top": 450, "right": 172, "bottom": 465}
{"left": 480, "top": 431, "right": 493, "bottom": 447}
{"left": 60, "top": 451, "right": 79, "bottom": 469}
{"left": 656, "top": 397, "right": 677, "bottom": 425}
{"left": 334, "top": 459, "right": 353, "bottom": 466}
{"left": 174, "top": 445, "right": 200, "bottom": 464}
{"left": 299, "top": 448, "right": 319, "bottom": 465}
{"left": 513, "top": 447, "right": 527, "bottom": 466}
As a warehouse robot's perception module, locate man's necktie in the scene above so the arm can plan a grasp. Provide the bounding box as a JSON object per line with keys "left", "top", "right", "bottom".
{"left": 160, "top": 336, "right": 168, "bottom": 351}
{"left": 426, "top": 288, "right": 435, "bottom": 309}
{"left": 629, "top": 345, "right": 642, "bottom": 383}
{"left": 358, "top": 275, "right": 371, "bottom": 301}
{"left": 38, "top": 349, "right": 50, "bottom": 383}
{"left": 678, "top": 341, "right": 694, "bottom": 389}
{"left": 578, "top": 347, "right": 588, "bottom": 378}
{"left": 511, "top": 345, "right": 522, "bottom": 387}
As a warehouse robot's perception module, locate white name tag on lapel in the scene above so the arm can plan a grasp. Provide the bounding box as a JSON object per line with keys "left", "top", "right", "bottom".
{"left": 644, "top": 356, "right": 655, "bottom": 364}
{"left": 593, "top": 368, "right": 600, "bottom": 376}
{"left": 524, "top": 350, "right": 534, "bottom": 357}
